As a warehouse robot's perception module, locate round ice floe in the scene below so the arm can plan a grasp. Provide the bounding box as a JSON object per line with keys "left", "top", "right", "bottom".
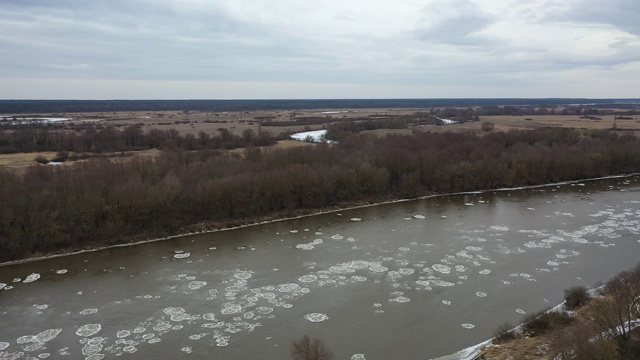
{"left": 398, "top": 268, "right": 415, "bottom": 275}
{"left": 188, "top": 281, "right": 207, "bottom": 290}
{"left": 312, "top": 239, "right": 323, "bottom": 245}
{"left": 133, "top": 326, "right": 145, "bottom": 334}
{"left": 277, "top": 283, "right": 301, "bottom": 293}
{"left": 0, "top": 342, "right": 9, "bottom": 351}
{"left": 221, "top": 303, "right": 243, "bottom": 315}
{"left": 116, "top": 330, "right": 130, "bottom": 338}
{"left": 173, "top": 253, "right": 191, "bottom": 259}
{"left": 368, "top": 263, "right": 389, "bottom": 273}
{"left": 351, "top": 276, "right": 367, "bottom": 282}
{"left": 479, "top": 269, "right": 492, "bottom": 275}
{"left": 296, "top": 244, "right": 314, "bottom": 250}
{"left": 351, "top": 354, "right": 366, "bottom": 360}
{"left": 203, "top": 313, "right": 216, "bottom": 321}
{"left": 304, "top": 313, "right": 329, "bottom": 322}
{"left": 23, "top": 273, "right": 41, "bottom": 283}
{"left": 389, "top": 296, "right": 410, "bottom": 303}
{"left": 298, "top": 275, "right": 317, "bottom": 283}
{"left": 431, "top": 280, "right": 455, "bottom": 287}
{"left": 290, "top": 230, "right": 298, "bottom": 234}
{"left": 123, "top": 345, "right": 137, "bottom": 353}
{"left": 331, "top": 235, "right": 344, "bottom": 240}
{"left": 442, "top": 300, "right": 451, "bottom": 305}
{"left": 257, "top": 307, "right": 273, "bottom": 314}
{"left": 55, "top": 269, "right": 68, "bottom": 275}
{"left": 349, "top": 260, "right": 370, "bottom": 270}
{"left": 80, "top": 309, "right": 98, "bottom": 315}
{"left": 413, "top": 215, "right": 425, "bottom": 219}
{"left": 76, "top": 324, "right": 101, "bottom": 337}
{"left": 476, "top": 292, "right": 487, "bottom": 298}
{"left": 182, "top": 346, "right": 192, "bottom": 353}
{"left": 350, "top": 218, "right": 362, "bottom": 222}
{"left": 455, "top": 265, "right": 466, "bottom": 273}
{"left": 461, "top": 323, "right": 475, "bottom": 329}
{"left": 432, "top": 264, "right": 451, "bottom": 274}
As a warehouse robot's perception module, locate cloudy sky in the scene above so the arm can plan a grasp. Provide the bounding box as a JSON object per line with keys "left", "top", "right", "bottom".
{"left": 1, "top": 0, "right": 639, "bottom": 99}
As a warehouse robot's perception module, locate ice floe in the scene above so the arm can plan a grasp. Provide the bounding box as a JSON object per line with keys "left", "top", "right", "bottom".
{"left": 304, "top": 313, "right": 329, "bottom": 322}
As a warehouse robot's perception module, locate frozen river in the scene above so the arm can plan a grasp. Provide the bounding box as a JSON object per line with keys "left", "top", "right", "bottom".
{"left": 1, "top": 177, "right": 640, "bottom": 359}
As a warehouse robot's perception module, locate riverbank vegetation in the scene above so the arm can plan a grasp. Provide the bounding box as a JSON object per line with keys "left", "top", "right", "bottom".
{"left": 1, "top": 127, "right": 640, "bottom": 263}
{"left": 486, "top": 264, "right": 640, "bottom": 359}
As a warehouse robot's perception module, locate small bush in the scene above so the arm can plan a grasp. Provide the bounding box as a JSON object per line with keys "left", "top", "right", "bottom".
{"left": 564, "top": 286, "right": 590, "bottom": 309}
{"left": 522, "top": 310, "right": 574, "bottom": 337}
{"left": 492, "top": 322, "right": 516, "bottom": 344}
{"left": 34, "top": 155, "right": 49, "bottom": 164}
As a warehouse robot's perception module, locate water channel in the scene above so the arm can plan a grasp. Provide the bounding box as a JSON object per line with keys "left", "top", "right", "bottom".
{"left": 2, "top": 177, "right": 640, "bottom": 360}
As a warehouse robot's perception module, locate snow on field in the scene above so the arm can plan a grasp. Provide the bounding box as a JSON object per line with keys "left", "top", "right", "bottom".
{"left": 290, "top": 130, "right": 328, "bottom": 142}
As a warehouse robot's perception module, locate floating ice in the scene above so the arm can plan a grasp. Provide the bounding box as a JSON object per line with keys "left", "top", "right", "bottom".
{"left": 188, "top": 281, "right": 207, "bottom": 290}
{"left": 516, "top": 309, "right": 527, "bottom": 314}
{"left": 398, "top": 268, "right": 415, "bottom": 275}
{"left": 233, "top": 271, "right": 251, "bottom": 280}
{"left": 351, "top": 354, "right": 366, "bottom": 360}
{"left": 0, "top": 342, "right": 9, "bottom": 351}
{"left": 296, "top": 243, "right": 314, "bottom": 250}
{"left": 298, "top": 275, "right": 317, "bottom": 283}
{"left": 413, "top": 215, "right": 425, "bottom": 219}
{"left": 431, "top": 280, "right": 455, "bottom": 287}
{"left": 221, "top": 303, "right": 243, "bottom": 315}
{"left": 476, "top": 292, "right": 487, "bottom": 297}
{"left": 290, "top": 230, "right": 298, "bottom": 234}
{"left": 490, "top": 226, "right": 509, "bottom": 231}
{"left": 304, "top": 313, "right": 329, "bottom": 322}
{"left": 351, "top": 218, "right": 362, "bottom": 222}
{"left": 173, "top": 253, "right": 191, "bottom": 259}
{"left": 461, "top": 323, "right": 475, "bottom": 329}
{"left": 76, "top": 324, "right": 101, "bottom": 337}
{"left": 479, "top": 269, "right": 492, "bottom": 275}
{"left": 389, "top": 296, "right": 411, "bottom": 303}
{"left": 432, "top": 264, "right": 451, "bottom": 274}
{"left": 80, "top": 309, "right": 98, "bottom": 315}
{"left": 116, "top": 330, "right": 130, "bottom": 338}
{"left": 55, "top": 269, "right": 68, "bottom": 275}
{"left": 331, "top": 235, "right": 344, "bottom": 240}
{"left": 442, "top": 300, "right": 451, "bottom": 305}
{"left": 23, "top": 273, "right": 41, "bottom": 283}
{"left": 368, "top": 263, "right": 388, "bottom": 273}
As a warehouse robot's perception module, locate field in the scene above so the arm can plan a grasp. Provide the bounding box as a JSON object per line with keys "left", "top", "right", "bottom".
{"left": 2, "top": 107, "right": 639, "bottom": 170}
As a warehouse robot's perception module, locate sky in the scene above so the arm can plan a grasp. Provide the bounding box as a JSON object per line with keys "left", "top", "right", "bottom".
{"left": 1, "top": 0, "right": 639, "bottom": 99}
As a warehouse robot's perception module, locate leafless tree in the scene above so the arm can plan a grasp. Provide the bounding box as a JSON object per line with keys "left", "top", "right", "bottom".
{"left": 290, "top": 334, "right": 333, "bottom": 360}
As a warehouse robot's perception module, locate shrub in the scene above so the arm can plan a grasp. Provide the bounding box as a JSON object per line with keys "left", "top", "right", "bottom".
{"left": 522, "top": 310, "right": 574, "bottom": 337}
{"left": 564, "top": 286, "right": 590, "bottom": 309}
{"left": 492, "top": 323, "right": 517, "bottom": 344}
{"left": 34, "top": 155, "right": 49, "bottom": 164}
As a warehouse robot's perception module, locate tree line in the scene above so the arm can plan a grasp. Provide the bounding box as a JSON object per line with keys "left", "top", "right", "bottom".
{"left": 0, "top": 125, "right": 275, "bottom": 154}
{"left": 1, "top": 127, "right": 640, "bottom": 262}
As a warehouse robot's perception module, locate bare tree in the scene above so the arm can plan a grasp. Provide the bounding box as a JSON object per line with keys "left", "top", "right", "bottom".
{"left": 290, "top": 334, "right": 333, "bottom": 360}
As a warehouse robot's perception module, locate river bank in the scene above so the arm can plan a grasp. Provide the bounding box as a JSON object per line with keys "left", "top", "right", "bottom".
{"left": 3, "top": 173, "right": 635, "bottom": 268}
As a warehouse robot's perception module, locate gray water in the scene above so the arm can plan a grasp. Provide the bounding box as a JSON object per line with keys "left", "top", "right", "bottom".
{"left": 2, "top": 177, "right": 640, "bottom": 360}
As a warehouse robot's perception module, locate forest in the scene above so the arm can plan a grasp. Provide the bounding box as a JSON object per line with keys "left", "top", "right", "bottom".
{"left": 0, "top": 125, "right": 276, "bottom": 154}
{"left": 1, "top": 98, "right": 635, "bottom": 114}
{"left": 1, "top": 127, "right": 640, "bottom": 263}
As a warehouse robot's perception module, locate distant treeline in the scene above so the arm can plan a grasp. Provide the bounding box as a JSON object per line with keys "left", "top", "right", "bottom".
{"left": 1, "top": 127, "right": 640, "bottom": 262}
{"left": 0, "top": 126, "right": 275, "bottom": 154}
{"left": 1, "top": 99, "right": 637, "bottom": 114}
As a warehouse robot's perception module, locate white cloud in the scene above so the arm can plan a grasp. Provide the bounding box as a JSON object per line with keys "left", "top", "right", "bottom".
{"left": 0, "top": 0, "right": 638, "bottom": 98}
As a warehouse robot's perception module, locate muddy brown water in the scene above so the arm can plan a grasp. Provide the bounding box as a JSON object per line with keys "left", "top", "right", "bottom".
{"left": 1, "top": 177, "right": 640, "bottom": 360}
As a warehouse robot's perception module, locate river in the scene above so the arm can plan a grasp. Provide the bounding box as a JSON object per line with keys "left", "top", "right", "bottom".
{"left": 1, "top": 177, "right": 640, "bottom": 360}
